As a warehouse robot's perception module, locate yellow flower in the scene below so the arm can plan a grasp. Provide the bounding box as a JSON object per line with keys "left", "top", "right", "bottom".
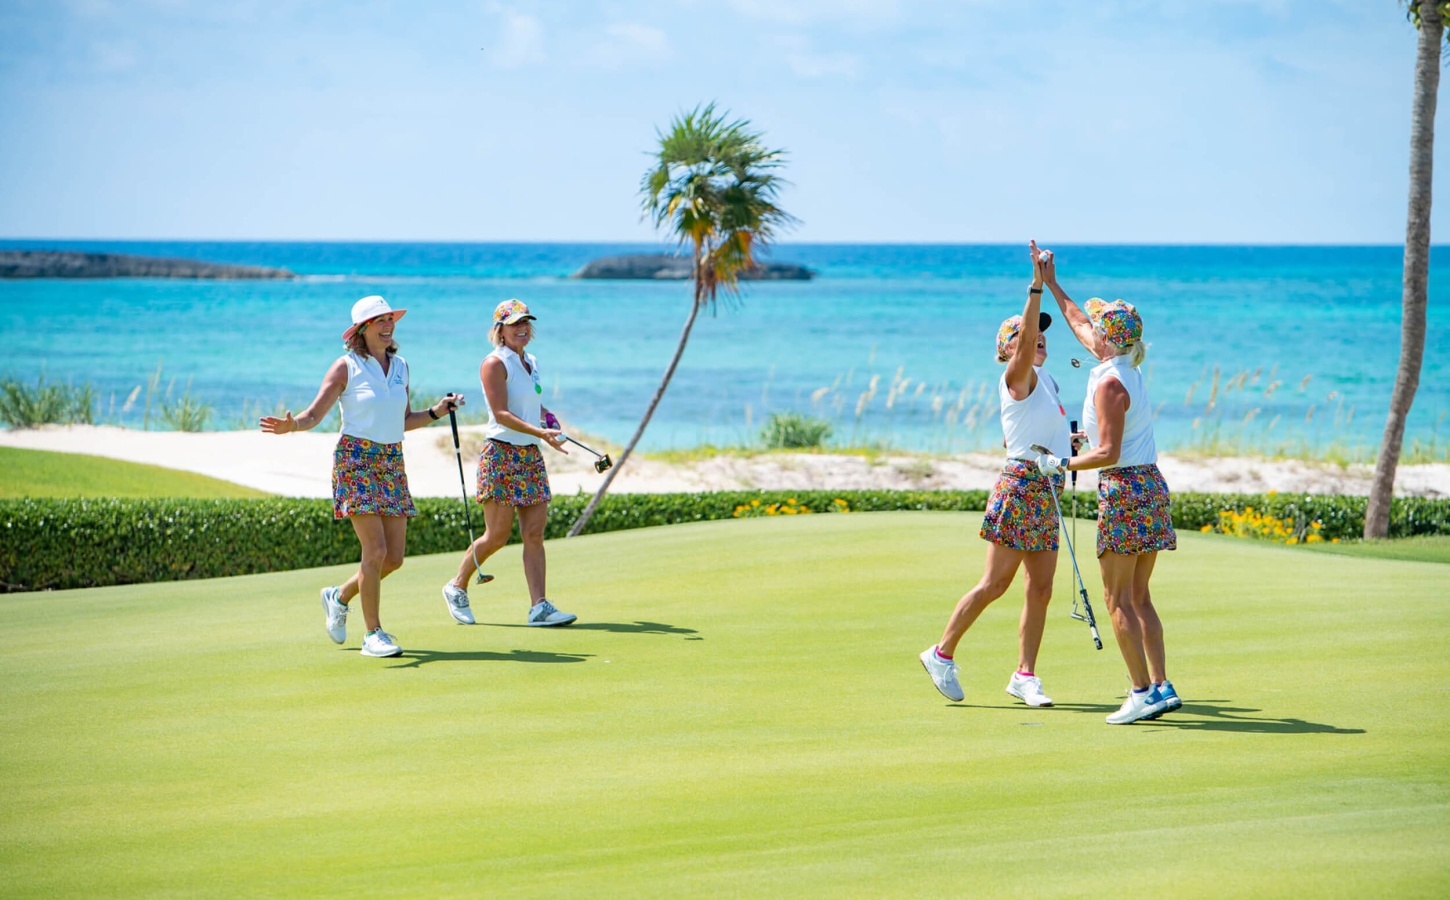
{"left": 1200, "top": 524, "right": 1213, "bottom": 533}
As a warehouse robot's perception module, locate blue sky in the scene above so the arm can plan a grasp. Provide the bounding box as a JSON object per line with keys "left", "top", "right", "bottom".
{"left": 0, "top": 0, "right": 1439, "bottom": 243}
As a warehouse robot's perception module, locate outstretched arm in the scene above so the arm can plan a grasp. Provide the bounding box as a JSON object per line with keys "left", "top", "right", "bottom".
{"left": 1040, "top": 250, "right": 1096, "bottom": 352}
{"left": 260, "top": 359, "right": 348, "bottom": 434}
{"left": 1004, "top": 241, "right": 1046, "bottom": 401}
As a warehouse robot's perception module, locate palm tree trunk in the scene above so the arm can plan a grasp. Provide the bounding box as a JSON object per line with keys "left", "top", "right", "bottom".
{"left": 567, "top": 272, "right": 704, "bottom": 537}
{"left": 1366, "top": 4, "right": 1442, "bottom": 538}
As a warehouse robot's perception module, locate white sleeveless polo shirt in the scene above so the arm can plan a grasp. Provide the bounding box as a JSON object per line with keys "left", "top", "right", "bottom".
{"left": 338, "top": 351, "right": 409, "bottom": 444}
{"left": 999, "top": 366, "right": 1072, "bottom": 461}
{"left": 483, "top": 345, "right": 542, "bottom": 447}
{"left": 1083, "top": 355, "right": 1157, "bottom": 469}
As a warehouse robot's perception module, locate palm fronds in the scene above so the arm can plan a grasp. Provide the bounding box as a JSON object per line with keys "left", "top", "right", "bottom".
{"left": 641, "top": 103, "right": 796, "bottom": 310}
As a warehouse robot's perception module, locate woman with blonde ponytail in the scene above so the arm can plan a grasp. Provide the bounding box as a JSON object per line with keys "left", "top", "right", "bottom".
{"left": 1038, "top": 250, "right": 1180, "bottom": 726}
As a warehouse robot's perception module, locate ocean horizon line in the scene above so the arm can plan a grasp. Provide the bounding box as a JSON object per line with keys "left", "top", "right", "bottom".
{"left": 1, "top": 238, "right": 1443, "bottom": 250}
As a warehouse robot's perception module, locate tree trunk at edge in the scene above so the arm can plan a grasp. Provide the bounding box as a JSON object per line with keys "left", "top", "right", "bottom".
{"left": 567, "top": 274, "right": 705, "bottom": 537}
{"left": 1366, "top": 4, "right": 1441, "bottom": 539}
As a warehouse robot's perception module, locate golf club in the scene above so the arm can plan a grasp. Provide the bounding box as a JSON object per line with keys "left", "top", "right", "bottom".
{"left": 446, "top": 400, "right": 493, "bottom": 586}
{"left": 1030, "top": 442, "right": 1103, "bottom": 650}
{"left": 542, "top": 411, "right": 613, "bottom": 473}
{"left": 561, "top": 434, "right": 613, "bottom": 473}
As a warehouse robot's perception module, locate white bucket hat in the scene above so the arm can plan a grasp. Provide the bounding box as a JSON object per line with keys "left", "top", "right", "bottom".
{"left": 342, "top": 295, "right": 407, "bottom": 342}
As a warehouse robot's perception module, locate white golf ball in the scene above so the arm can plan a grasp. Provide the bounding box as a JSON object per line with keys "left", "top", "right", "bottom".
{"left": 1038, "top": 251, "right": 1050, "bottom": 262}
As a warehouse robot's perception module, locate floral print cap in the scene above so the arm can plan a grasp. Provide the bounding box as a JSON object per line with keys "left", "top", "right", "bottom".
{"left": 493, "top": 298, "right": 536, "bottom": 326}
{"left": 1085, "top": 298, "right": 1142, "bottom": 348}
{"left": 995, "top": 312, "right": 1052, "bottom": 363}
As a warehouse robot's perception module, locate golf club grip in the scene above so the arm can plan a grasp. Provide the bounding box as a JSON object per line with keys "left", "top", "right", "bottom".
{"left": 447, "top": 407, "right": 461, "bottom": 450}
{"left": 1069, "top": 420, "right": 1079, "bottom": 488}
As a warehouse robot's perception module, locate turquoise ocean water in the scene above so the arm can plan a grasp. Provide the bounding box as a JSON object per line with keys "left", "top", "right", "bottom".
{"left": 4, "top": 241, "right": 1448, "bottom": 458}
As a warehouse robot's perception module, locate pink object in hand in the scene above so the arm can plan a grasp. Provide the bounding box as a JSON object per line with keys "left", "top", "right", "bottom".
{"left": 542, "top": 411, "right": 561, "bottom": 430}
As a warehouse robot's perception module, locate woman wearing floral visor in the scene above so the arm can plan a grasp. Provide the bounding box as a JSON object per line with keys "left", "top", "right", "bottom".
{"left": 1037, "top": 250, "right": 1181, "bottom": 725}
{"left": 441, "top": 299, "right": 577, "bottom": 628}
{"left": 920, "top": 241, "right": 1070, "bottom": 709}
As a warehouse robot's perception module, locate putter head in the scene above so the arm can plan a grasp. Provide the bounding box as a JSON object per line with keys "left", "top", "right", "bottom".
{"left": 1029, "top": 444, "right": 1052, "bottom": 456}
{"left": 594, "top": 454, "right": 613, "bottom": 473}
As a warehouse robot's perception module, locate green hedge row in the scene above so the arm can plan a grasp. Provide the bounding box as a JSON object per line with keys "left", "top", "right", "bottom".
{"left": 3, "top": 489, "right": 1447, "bottom": 591}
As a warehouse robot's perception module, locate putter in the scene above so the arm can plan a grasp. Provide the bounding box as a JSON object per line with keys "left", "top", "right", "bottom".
{"left": 1031, "top": 442, "right": 1103, "bottom": 650}
{"left": 561, "top": 434, "right": 613, "bottom": 473}
{"left": 446, "top": 401, "right": 493, "bottom": 586}
{"left": 542, "top": 411, "right": 613, "bottom": 473}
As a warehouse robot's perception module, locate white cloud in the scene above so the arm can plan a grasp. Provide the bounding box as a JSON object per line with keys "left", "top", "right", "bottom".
{"left": 726, "top": 0, "right": 901, "bottom": 27}
{"left": 488, "top": 6, "right": 545, "bottom": 70}
{"left": 774, "top": 35, "right": 858, "bottom": 78}
{"left": 587, "top": 22, "right": 673, "bottom": 69}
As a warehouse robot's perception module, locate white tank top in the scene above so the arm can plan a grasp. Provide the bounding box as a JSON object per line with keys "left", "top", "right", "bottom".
{"left": 1083, "top": 355, "right": 1157, "bottom": 469}
{"left": 338, "top": 351, "right": 409, "bottom": 444}
{"left": 483, "top": 346, "right": 542, "bottom": 447}
{"left": 1000, "top": 367, "right": 1071, "bottom": 461}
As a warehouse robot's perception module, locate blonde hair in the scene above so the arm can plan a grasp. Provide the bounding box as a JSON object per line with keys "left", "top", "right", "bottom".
{"left": 489, "top": 320, "right": 536, "bottom": 348}
{"left": 1095, "top": 327, "right": 1148, "bottom": 367}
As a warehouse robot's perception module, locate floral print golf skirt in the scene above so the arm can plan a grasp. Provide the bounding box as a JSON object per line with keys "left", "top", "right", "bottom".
{"left": 1097, "top": 464, "right": 1177, "bottom": 557}
{"left": 477, "top": 439, "right": 552, "bottom": 508}
{"left": 332, "top": 435, "right": 417, "bottom": 520}
{"left": 979, "top": 459, "right": 1066, "bottom": 552}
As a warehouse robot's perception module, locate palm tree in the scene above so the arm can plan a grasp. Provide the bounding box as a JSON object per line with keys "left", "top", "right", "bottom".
{"left": 1367, "top": 2, "right": 1444, "bottom": 538}
{"left": 568, "top": 104, "right": 793, "bottom": 537}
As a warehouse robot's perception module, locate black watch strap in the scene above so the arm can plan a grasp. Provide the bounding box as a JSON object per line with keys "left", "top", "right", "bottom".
{"left": 428, "top": 407, "right": 440, "bottom": 420}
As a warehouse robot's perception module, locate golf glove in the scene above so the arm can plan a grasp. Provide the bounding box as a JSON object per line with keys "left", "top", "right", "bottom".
{"left": 1036, "top": 453, "right": 1065, "bottom": 476}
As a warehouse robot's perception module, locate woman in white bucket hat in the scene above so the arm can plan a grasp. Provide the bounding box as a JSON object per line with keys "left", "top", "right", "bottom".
{"left": 261, "top": 295, "right": 463, "bottom": 659}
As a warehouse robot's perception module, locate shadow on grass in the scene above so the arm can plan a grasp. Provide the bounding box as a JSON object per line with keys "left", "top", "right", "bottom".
{"left": 950, "top": 699, "right": 1364, "bottom": 734}
{"left": 1145, "top": 701, "right": 1365, "bottom": 734}
{"left": 386, "top": 649, "right": 593, "bottom": 669}
{"left": 485, "top": 621, "right": 700, "bottom": 638}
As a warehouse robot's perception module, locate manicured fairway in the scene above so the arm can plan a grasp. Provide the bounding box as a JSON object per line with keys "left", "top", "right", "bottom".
{"left": 1, "top": 512, "right": 1446, "bottom": 898}
{"left": 0, "top": 446, "right": 269, "bottom": 498}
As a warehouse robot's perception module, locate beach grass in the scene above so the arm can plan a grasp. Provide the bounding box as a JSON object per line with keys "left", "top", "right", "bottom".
{"left": 1, "top": 513, "right": 1446, "bottom": 898}
{"left": 0, "top": 446, "right": 270, "bottom": 498}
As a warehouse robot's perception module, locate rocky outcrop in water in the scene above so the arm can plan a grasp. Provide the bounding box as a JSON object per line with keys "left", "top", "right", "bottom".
{"left": 0, "top": 250, "right": 295, "bottom": 279}
{"left": 573, "top": 254, "right": 812, "bottom": 280}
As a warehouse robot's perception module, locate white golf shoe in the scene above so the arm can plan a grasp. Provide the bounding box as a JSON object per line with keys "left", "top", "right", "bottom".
{"left": 442, "top": 582, "right": 475, "bottom": 625}
{"left": 1006, "top": 672, "right": 1054, "bottom": 707}
{"left": 527, "top": 599, "right": 576, "bottom": 627}
{"left": 1106, "top": 687, "right": 1168, "bottom": 725}
{"left": 320, "top": 586, "right": 348, "bottom": 644}
{"left": 360, "top": 629, "right": 402, "bottom": 658}
{"left": 919, "top": 646, "right": 964, "bottom": 702}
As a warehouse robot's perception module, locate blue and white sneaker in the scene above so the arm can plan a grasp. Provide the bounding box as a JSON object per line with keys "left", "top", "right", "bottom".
{"left": 1148, "top": 680, "right": 1182, "bottom": 718}
{"left": 1106, "top": 686, "right": 1168, "bottom": 725}
{"left": 442, "top": 582, "right": 475, "bottom": 625}
{"left": 320, "top": 586, "right": 348, "bottom": 644}
{"left": 527, "top": 599, "right": 576, "bottom": 627}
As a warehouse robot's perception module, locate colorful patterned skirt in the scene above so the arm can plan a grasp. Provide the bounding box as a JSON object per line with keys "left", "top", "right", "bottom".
{"left": 1097, "top": 464, "right": 1177, "bottom": 557}
{"left": 477, "top": 439, "right": 552, "bottom": 508}
{"left": 979, "top": 459, "right": 1066, "bottom": 552}
{"left": 332, "top": 435, "right": 417, "bottom": 520}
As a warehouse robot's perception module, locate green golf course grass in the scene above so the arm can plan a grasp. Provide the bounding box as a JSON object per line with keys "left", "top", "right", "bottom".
{"left": 1304, "top": 533, "right": 1450, "bottom": 565}
{"left": 2, "top": 512, "right": 1445, "bottom": 898}
{"left": 0, "top": 446, "right": 270, "bottom": 498}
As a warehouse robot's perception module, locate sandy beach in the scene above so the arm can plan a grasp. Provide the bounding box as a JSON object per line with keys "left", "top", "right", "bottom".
{"left": 3, "top": 424, "right": 1446, "bottom": 499}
